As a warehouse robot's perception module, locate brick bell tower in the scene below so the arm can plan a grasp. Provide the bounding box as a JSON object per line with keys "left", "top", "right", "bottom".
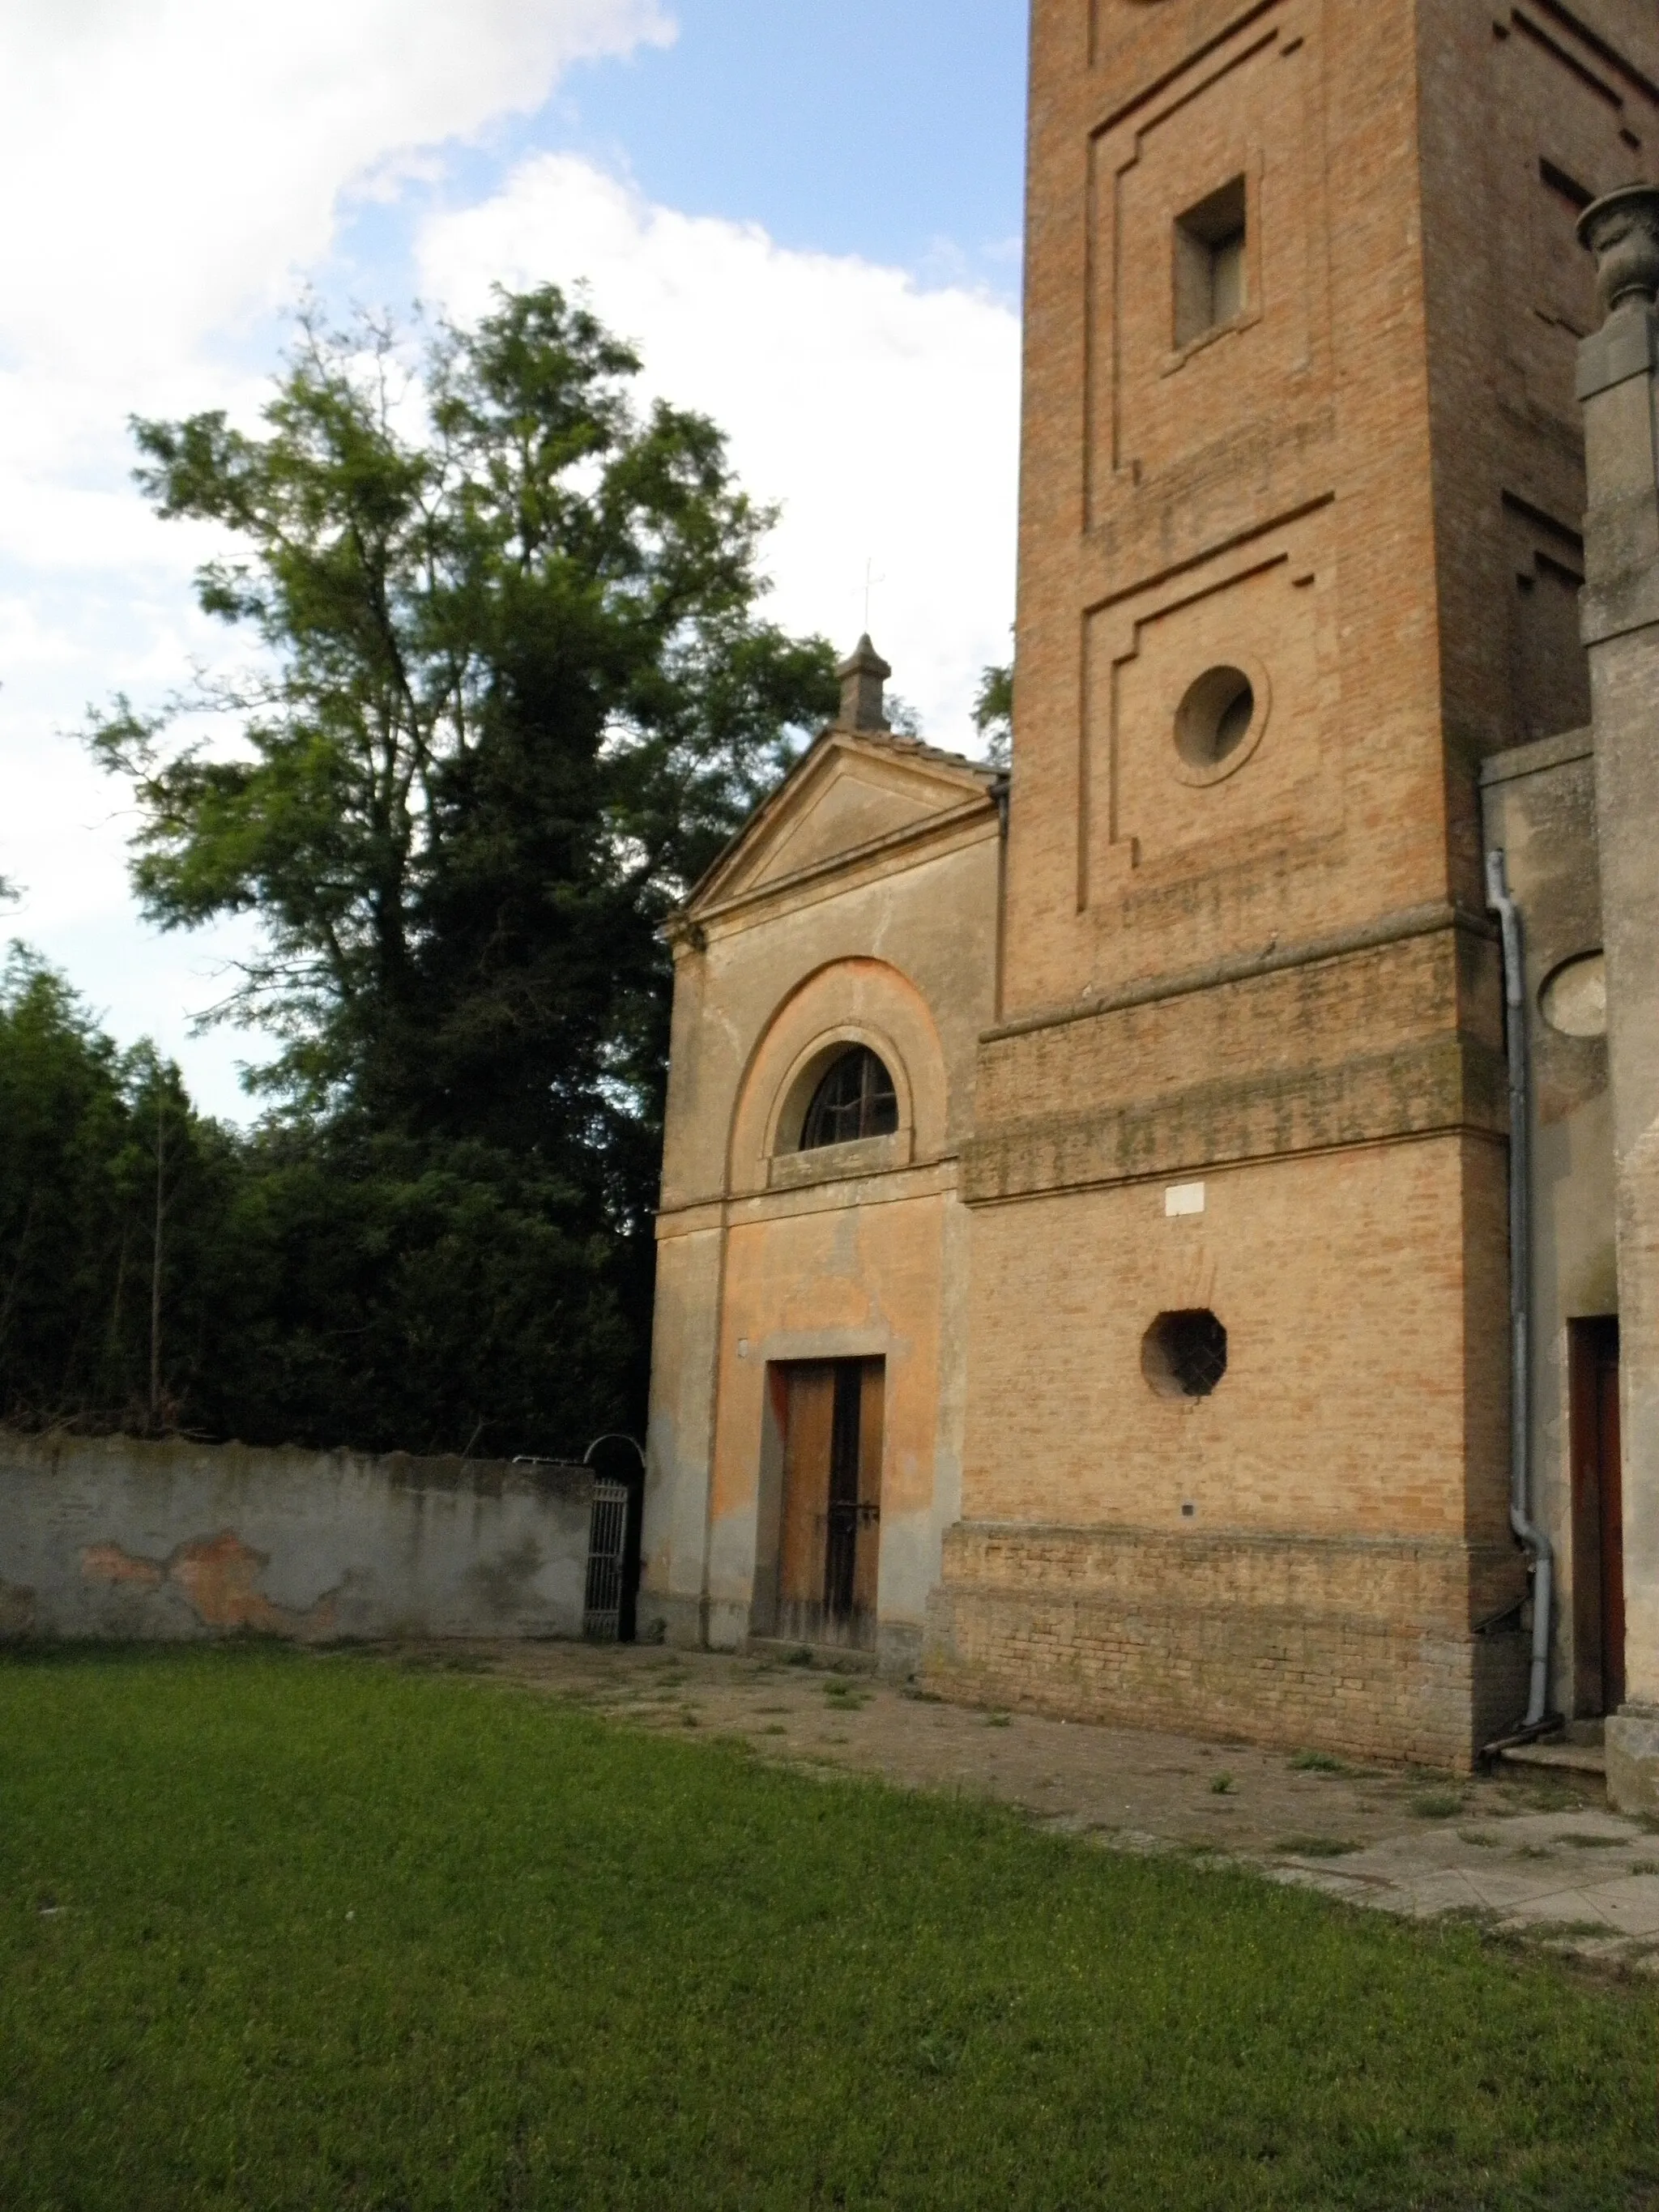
{"left": 923, "top": 0, "right": 1659, "bottom": 1766}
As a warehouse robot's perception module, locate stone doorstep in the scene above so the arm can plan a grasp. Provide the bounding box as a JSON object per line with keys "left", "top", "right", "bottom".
{"left": 1497, "top": 1741, "right": 1608, "bottom": 1778}
{"left": 1503, "top": 1725, "right": 1601, "bottom": 1778}
{"left": 744, "top": 1636, "right": 879, "bottom": 1675}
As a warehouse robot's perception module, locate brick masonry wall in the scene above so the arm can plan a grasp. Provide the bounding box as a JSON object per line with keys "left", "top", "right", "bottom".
{"left": 1006, "top": 0, "right": 1455, "bottom": 1019}
{"left": 1416, "top": 0, "right": 1659, "bottom": 875}
{"left": 950, "top": 1118, "right": 1517, "bottom": 1758}
{"left": 960, "top": 1139, "right": 1512, "bottom": 1546}
{"left": 933, "top": 0, "right": 1643, "bottom": 1776}
{"left": 924, "top": 1523, "right": 1529, "bottom": 1771}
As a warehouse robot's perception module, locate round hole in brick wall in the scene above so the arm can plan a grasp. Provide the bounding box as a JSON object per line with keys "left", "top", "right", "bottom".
{"left": 1175, "top": 666, "right": 1255, "bottom": 770}
{"left": 1143, "top": 1310, "right": 1229, "bottom": 1400}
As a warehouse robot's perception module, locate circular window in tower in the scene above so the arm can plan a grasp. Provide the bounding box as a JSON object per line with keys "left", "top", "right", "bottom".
{"left": 800, "top": 1046, "right": 900, "bottom": 1150}
{"left": 1143, "top": 1309, "right": 1229, "bottom": 1400}
{"left": 1173, "top": 660, "right": 1269, "bottom": 784}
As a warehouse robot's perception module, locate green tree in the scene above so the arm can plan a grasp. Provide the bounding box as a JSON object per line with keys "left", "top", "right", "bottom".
{"left": 193, "top": 1126, "right": 633, "bottom": 1459}
{"left": 91, "top": 292, "right": 834, "bottom": 1140}
{"left": 0, "top": 944, "right": 631, "bottom": 1455}
{"left": 86, "top": 288, "right": 838, "bottom": 1448}
{"left": 0, "top": 947, "right": 235, "bottom": 1431}
{"left": 973, "top": 659, "right": 1013, "bottom": 769}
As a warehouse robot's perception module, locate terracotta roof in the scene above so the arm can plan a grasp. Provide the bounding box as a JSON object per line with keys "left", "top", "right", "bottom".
{"left": 849, "top": 727, "right": 1004, "bottom": 782}
{"left": 672, "top": 720, "right": 1004, "bottom": 927}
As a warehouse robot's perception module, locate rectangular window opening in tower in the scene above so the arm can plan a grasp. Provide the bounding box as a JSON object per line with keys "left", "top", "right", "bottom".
{"left": 1175, "top": 177, "right": 1247, "bottom": 350}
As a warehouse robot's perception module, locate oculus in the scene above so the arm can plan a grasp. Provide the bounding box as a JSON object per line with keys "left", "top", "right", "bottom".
{"left": 1173, "top": 660, "right": 1269, "bottom": 784}
{"left": 1539, "top": 951, "right": 1607, "bottom": 1039}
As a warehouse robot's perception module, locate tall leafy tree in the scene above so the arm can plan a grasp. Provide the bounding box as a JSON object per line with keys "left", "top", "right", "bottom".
{"left": 0, "top": 948, "right": 234, "bottom": 1431}
{"left": 92, "top": 290, "right": 834, "bottom": 1146}
{"left": 0, "top": 941, "right": 635, "bottom": 1451}
{"left": 85, "top": 289, "right": 838, "bottom": 1448}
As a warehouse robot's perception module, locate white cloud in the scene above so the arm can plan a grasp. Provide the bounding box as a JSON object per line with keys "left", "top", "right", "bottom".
{"left": 0, "top": 0, "right": 672, "bottom": 1115}
{"left": 0, "top": 12, "right": 1020, "bottom": 1122}
{"left": 417, "top": 156, "right": 1020, "bottom": 749}
{"left": 0, "top": 0, "right": 672, "bottom": 376}
{"left": 0, "top": 0, "right": 676, "bottom": 541}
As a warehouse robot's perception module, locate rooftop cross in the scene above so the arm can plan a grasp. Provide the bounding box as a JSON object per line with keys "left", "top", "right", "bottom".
{"left": 862, "top": 556, "right": 887, "bottom": 634}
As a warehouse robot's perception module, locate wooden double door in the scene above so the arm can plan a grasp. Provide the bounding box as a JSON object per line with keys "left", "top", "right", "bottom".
{"left": 1571, "top": 1318, "right": 1624, "bottom": 1715}
{"left": 775, "top": 1359, "right": 885, "bottom": 1651}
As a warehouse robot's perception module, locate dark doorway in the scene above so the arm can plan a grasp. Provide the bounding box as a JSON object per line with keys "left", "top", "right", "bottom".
{"left": 774, "top": 1359, "right": 884, "bottom": 1649}
{"left": 1570, "top": 1317, "right": 1623, "bottom": 1715}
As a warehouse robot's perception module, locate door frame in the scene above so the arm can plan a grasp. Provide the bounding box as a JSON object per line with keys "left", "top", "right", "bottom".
{"left": 757, "top": 1355, "right": 887, "bottom": 1651}
{"left": 1569, "top": 1315, "right": 1623, "bottom": 1715}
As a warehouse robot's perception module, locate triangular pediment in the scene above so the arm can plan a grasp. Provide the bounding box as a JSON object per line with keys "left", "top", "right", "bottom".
{"left": 689, "top": 731, "right": 998, "bottom": 916}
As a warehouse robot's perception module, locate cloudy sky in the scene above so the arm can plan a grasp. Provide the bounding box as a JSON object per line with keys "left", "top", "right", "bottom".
{"left": 0, "top": 0, "right": 1027, "bottom": 1116}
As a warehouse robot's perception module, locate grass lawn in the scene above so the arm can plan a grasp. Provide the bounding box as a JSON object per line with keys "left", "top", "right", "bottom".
{"left": 2, "top": 1650, "right": 1657, "bottom": 2210}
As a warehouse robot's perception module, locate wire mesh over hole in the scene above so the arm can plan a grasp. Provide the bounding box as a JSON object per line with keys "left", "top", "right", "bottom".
{"left": 1143, "top": 1310, "right": 1229, "bottom": 1400}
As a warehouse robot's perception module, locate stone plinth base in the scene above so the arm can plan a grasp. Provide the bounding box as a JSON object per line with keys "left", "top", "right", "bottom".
{"left": 635, "top": 1590, "right": 707, "bottom": 1650}
{"left": 1606, "top": 1710, "right": 1659, "bottom": 1816}
{"left": 923, "top": 1523, "right": 1530, "bottom": 1772}
{"left": 639, "top": 1592, "right": 924, "bottom": 1673}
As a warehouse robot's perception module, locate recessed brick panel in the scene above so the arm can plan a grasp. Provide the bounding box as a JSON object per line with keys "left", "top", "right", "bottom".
{"left": 1083, "top": 506, "right": 1339, "bottom": 909}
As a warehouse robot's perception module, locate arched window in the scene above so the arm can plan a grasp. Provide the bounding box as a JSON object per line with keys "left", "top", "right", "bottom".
{"left": 800, "top": 1047, "right": 899, "bottom": 1150}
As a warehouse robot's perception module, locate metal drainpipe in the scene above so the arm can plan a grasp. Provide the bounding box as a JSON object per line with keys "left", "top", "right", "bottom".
{"left": 1485, "top": 850, "right": 1553, "bottom": 1728}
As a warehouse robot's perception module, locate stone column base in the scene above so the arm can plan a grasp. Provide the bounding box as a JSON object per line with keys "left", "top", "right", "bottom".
{"left": 1606, "top": 1709, "right": 1659, "bottom": 1817}
{"left": 635, "top": 1591, "right": 706, "bottom": 1649}
{"left": 633, "top": 1591, "right": 750, "bottom": 1652}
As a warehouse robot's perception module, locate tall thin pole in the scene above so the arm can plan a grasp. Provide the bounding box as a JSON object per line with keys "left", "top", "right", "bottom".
{"left": 149, "top": 1077, "right": 165, "bottom": 1430}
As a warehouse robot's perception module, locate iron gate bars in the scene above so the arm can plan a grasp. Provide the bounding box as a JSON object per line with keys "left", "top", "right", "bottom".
{"left": 583, "top": 1477, "right": 631, "bottom": 1642}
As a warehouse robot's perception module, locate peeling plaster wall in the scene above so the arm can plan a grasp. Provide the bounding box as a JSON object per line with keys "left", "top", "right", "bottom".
{"left": 0, "top": 1432, "right": 596, "bottom": 1643}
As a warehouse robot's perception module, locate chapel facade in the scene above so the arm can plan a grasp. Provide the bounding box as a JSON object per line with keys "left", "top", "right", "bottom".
{"left": 641, "top": 0, "right": 1659, "bottom": 1775}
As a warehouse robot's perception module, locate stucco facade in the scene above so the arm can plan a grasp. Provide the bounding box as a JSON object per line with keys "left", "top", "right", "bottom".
{"left": 642, "top": 1, "right": 1656, "bottom": 1770}
{"left": 642, "top": 653, "right": 1003, "bottom": 1673}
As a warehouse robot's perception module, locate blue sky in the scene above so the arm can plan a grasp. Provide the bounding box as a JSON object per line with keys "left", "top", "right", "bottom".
{"left": 0, "top": 1, "right": 1028, "bottom": 1116}
{"left": 326, "top": 2, "right": 1030, "bottom": 313}
{"left": 546, "top": 2, "right": 1030, "bottom": 280}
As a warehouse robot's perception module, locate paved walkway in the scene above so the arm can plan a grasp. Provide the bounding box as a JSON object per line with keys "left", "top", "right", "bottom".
{"left": 387, "top": 1641, "right": 1659, "bottom": 1971}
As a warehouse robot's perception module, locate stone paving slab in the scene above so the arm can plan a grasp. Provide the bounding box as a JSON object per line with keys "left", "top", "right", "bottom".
{"left": 376, "top": 1639, "right": 1659, "bottom": 1971}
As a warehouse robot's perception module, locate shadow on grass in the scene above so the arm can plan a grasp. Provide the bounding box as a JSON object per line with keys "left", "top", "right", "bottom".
{"left": 0, "top": 1632, "right": 311, "bottom": 1668}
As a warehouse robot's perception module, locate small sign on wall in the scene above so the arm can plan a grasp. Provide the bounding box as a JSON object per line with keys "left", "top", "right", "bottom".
{"left": 1165, "top": 1183, "right": 1206, "bottom": 1218}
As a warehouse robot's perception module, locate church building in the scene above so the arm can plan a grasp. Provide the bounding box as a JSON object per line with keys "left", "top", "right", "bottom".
{"left": 641, "top": 0, "right": 1659, "bottom": 1780}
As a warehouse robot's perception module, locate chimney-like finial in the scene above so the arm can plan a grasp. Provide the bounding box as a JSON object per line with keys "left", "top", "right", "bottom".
{"left": 1578, "top": 184, "right": 1659, "bottom": 321}
{"left": 837, "top": 634, "right": 892, "bottom": 732}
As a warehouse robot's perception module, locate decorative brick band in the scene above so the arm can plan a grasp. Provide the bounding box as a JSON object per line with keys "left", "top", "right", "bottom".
{"left": 984, "top": 901, "right": 1495, "bottom": 1046}
{"left": 966, "top": 924, "right": 1505, "bottom": 1205}
{"left": 963, "top": 1036, "right": 1504, "bottom": 1204}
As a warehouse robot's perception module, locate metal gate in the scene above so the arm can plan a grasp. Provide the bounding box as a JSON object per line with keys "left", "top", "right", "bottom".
{"left": 583, "top": 1477, "right": 631, "bottom": 1642}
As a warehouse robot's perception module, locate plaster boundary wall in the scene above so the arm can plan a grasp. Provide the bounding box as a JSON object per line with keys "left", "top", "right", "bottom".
{"left": 0, "top": 1430, "right": 598, "bottom": 1645}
